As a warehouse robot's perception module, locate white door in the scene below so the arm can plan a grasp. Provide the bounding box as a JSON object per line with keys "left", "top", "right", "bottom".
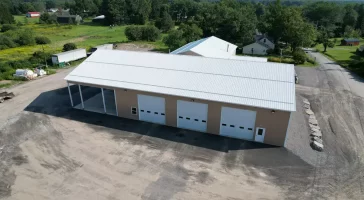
{"left": 137, "top": 94, "right": 166, "bottom": 125}
{"left": 219, "top": 107, "right": 257, "bottom": 140}
{"left": 255, "top": 127, "right": 266, "bottom": 143}
{"left": 177, "top": 100, "right": 208, "bottom": 132}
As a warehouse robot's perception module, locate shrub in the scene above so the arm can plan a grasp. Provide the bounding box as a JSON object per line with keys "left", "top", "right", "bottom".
{"left": 125, "top": 25, "right": 161, "bottom": 42}
{"left": 1, "top": 24, "right": 17, "bottom": 32}
{"left": 125, "top": 26, "right": 143, "bottom": 41}
{"left": 39, "top": 13, "right": 56, "bottom": 24}
{"left": 9, "top": 29, "right": 36, "bottom": 46}
{"left": 292, "top": 49, "right": 306, "bottom": 65}
{"left": 163, "top": 30, "right": 186, "bottom": 50}
{"left": 30, "top": 51, "right": 52, "bottom": 64}
{"left": 267, "top": 57, "right": 293, "bottom": 64}
{"left": 0, "top": 35, "right": 16, "bottom": 50}
{"left": 142, "top": 26, "right": 161, "bottom": 41}
{"left": 35, "top": 36, "right": 51, "bottom": 44}
{"left": 178, "top": 23, "right": 203, "bottom": 43}
{"left": 63, "top": 43, "right": 77, "bottom": 51}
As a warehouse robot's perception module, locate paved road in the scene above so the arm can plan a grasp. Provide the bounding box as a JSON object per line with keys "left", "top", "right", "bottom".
{"left": 309, "top": 51, "right": 364, "bottom": 98}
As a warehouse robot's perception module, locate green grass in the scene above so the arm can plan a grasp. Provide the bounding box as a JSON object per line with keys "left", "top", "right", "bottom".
{"left": 14, "top": 15, "right": 39, "bottom": 24}
{"left": 0, "top": 22, "right": 170, "bottom": 63}
{"left": 297, "top": 61, "right": 318, "bottom": 67}
{"left": 315, "top": 38, "right": 364, "bottom": 67}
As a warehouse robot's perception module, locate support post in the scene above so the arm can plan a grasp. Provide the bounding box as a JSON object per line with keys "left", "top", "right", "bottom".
{"left": 114, "top": 89, "right": 118, "bottom": 116}
{"left": 67, "top": 82, "right": 74, "bottom": 107}
{"left": 78, "top": 84, "right": 84, "bottom": 109}
{"left": 101, "top": 88, "right": 106, "bottom": 113}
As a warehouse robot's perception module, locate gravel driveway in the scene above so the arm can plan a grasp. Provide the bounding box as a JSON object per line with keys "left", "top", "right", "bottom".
{"left": 0, "top": 53, "right": 364, "bottom": 200}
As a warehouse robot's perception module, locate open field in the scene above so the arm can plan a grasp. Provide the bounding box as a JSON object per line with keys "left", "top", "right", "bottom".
{"left": 0, "top": 22, "right": 168, "bottom": 62}
{"left": 315, "top": 38, "right": 364, "bottom": 67}
{"left": 14, "top": 15, "right": 39, "bottom": 24}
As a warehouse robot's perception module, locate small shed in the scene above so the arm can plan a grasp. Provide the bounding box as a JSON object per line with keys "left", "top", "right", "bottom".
{"left": 52, "top": 49, "right": 87, "bottom": 66}
{"left": 26, "top": 12, "right": 40, "bottom": 18}
{"left": 341, "top": 38, "right": 360, "bottom": 46}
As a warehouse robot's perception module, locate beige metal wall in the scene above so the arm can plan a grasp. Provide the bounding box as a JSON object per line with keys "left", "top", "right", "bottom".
{"left": 114, "top": 88, "right": 290, "bottom": 146}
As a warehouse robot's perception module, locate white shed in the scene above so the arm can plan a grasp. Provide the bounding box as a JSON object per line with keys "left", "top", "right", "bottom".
{"left": 52, "top": 49, "right": 87, "bottom": 65}
{"left": 243, "top": 42, "right": 270, "bottom": 56}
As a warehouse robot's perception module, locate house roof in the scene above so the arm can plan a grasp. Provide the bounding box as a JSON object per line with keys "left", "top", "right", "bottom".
{"left": 171, "top": 36, "right": 267, "bottom": 62}
{"left": 343, "top": 38, "right": 360, "bottom": 42}
{"left": 28, "top": 12, "right": 40, "bottom": 14}
{"left": 65, "top": 50, "right": 296, "bottom": 112}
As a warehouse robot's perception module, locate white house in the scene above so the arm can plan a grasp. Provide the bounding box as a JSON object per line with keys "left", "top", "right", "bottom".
{"left": 243, "top": 33, "right": 275, "bottom": 56}
{"left": 243, "top": 42, "right": 270, "bottom": 55}
{"left": 171, "top": 36, "right": 268, "bottom": 62}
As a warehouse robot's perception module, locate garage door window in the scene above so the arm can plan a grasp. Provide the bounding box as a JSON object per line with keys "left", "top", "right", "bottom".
{"left": 131, "top": 107, "right": 137, "bottom": 115}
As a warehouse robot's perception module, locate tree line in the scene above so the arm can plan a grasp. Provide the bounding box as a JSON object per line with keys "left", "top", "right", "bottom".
{"left": 2, "top": 0, "right": 364, "bottom": 52}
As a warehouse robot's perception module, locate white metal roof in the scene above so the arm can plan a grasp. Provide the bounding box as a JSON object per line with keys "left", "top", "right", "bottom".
{"left": 52, "top": 48, "right": 86, "bottom": 56}
{"left": 171, "top": 36, "right": 267, "bottom": 62}
{"left": 65, "top": 50, "right": 296, "bottom": 112}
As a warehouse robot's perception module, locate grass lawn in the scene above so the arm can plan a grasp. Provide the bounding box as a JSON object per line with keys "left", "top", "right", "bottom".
{"left": 0, "top": 22, "right": 168, "bottom": 62}
{"left": 315, "top": 38, "right": 364, "bottom": 67}
{"left": 14, "top": 15, "right": 39, "bottom": 24}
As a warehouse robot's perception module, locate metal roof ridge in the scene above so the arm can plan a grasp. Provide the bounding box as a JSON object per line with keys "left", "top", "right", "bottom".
{"left": 85, "top": 60, "right": 294, "bottom": 83}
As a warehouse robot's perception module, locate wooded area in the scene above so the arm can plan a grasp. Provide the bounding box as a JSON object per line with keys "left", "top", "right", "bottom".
{"left": 2, "top": 0, "right": 364, "bottom": 49}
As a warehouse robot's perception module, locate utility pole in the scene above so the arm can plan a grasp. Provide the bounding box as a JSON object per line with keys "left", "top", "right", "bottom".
{"left": 280, "top": 49, "right": 283, "bottom": 63}
{"left": 42, "top": 45, "right": 48, "bottom": 68}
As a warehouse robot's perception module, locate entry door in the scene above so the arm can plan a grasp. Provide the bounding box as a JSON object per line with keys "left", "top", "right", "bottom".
{"left": 219, "top": 107, "right": 257, "bottom": 140}
{"left": 255, "top": 127, "right": 266, "bottom": 143}
{"left": 137, "top": 94, "right": 166, "bottom": 125}
{"left": 177, "top": 100, "right": 208, "bottom": 132}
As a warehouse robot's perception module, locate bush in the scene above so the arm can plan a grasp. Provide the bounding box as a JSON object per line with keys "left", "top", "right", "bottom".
{"left": 1, "top": 24, "right": 17, "bottom": 32}
{"left": 142, "top": 26, "right": 161, "bottom": 41}
{"left": 125, "top": 25, "right": 161, "bottom": 42}
{"left": 125, "top": 26, "right": 143, "bottom": 41}
{"left": 35, "top": 36, "right": 51, "bottom": 44}
{"left": 39, "top": 13, "right": 56, "bottom": 24}
{"left": 30, "top": 51, "right": 52, "bottom": 64}
{"left": 0, "top": 35, "right": 16, "bottom": 50}
{"left": 63, "top": 43, "right": 77, "bottom": 51}
{"left": 163, "top": 30, "right": 186, "bottom": 50}
{"left": 267, "top": 57, "right": 293, "bottom": 64}
{"left": 292, "top": 49, "right": 306, "bottom": 65}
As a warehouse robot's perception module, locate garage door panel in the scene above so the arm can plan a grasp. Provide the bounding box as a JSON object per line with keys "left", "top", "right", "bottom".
{"left": 220, "top": 107, "right": 256, "bottom": 140}
{"left": 138, "top": 94, "right": 166, "bottom": 125}
{"left": 177, "top": 100, "right": 208, "bottom": 132}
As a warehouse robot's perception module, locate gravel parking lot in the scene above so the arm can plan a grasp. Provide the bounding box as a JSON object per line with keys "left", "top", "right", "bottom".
{"left": 0, "top": 53, "right": 364, "bottom": 200}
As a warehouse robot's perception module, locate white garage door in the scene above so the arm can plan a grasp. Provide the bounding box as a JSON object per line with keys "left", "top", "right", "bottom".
{"left": 138, "top": 94, "right": 166, "bottom": 125}
{"left": 177, "top": 100, "right": 208, "bottom": 132}
{"left": 220, "top": 107, "right": 257, "bottom": 140}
